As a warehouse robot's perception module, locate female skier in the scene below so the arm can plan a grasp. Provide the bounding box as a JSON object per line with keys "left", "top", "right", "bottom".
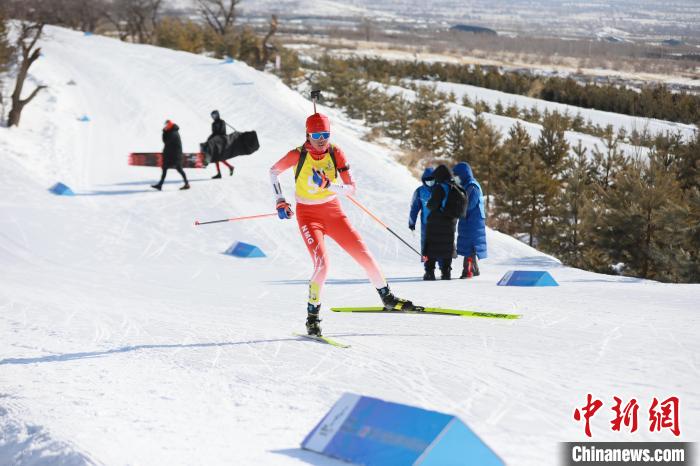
{"left": 269, "top": 112, "right": 415, "bottom": 336}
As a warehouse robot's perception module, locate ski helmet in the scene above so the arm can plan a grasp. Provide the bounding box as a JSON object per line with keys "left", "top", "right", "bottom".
{"left": 306, "top": 113, "right": 330, "bottom": 134}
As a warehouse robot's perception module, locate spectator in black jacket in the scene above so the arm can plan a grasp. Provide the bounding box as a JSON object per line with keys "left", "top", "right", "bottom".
{"left": 423, "top": 164, "right": 458, "bottom": 280}
{"left": 209, "top": 110, "right": 234, "bottom": 179}
{"left": 151, "top": 120, "right": 190, "bottom": 191}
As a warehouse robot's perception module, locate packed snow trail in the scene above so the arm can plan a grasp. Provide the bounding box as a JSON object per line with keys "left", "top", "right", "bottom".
{"left": 1, "top": 27, "right": 698, "bottom": 466}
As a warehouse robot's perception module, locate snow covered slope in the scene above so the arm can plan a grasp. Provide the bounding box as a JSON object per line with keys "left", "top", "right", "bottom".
{"left": 415, "top": 79, "right": 698, "bottom": 142}
{"left": 372, "top": 82, "right": 652, "bottom": 160}
{"left": 1, "top": 26, "right": 698, "bottom": 466}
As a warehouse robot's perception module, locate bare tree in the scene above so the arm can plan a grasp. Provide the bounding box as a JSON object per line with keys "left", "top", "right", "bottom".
{"left": 1, "top": 0, "right": 105, "bottom": 31}
{"left": 102, "top": 0, "right": 163, "bottom": 43}
{"left": 196, "top": 0, "right": 240, "bottom": 36}
{"left": 7, "top": 22, "right": 46, "bottom": 127}
{"left": 260, "top": 14, "right": 277, "bottom": 68}
{"left": 65, "top": 0, "right": 106, "bottom": 32}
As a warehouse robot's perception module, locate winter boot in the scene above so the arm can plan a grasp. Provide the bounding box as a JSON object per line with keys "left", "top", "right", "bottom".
{"left": 423, "top": 259, "right": 436, "bottom": 281}
{"left": 470, "top": 253, "right": 480, "bottom": 277}
{"left": 150, "top": 184, "right": 162, "bottom": 191}
{"left": 441, "top": 268, "right": 451, "bottom": 280}
{"left": 378, "top": 286, "right": 415, "bottom": 311}
{"left": 180, "top": 183, "right": 190, "bottom": 190}
{"left": 229, "top": 166, "right": 235, "bottom": 176}
{"left": 460, "top": 256, "right": 475, "bottom": 279}
{"left": 306, "top": 303, "right": 322, "bottom": 336}
{"left": 212, "top": 172, "right": 222, "bottom": 179}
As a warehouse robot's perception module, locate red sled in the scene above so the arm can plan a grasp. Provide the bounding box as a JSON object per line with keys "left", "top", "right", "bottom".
{"left": 128, "top": 152, "right": 208, "bottom": 169}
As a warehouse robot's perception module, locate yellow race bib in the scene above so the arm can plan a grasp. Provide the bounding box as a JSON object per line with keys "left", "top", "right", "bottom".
{"left": 294, "top": 149, "right": 338, "bottom": 202}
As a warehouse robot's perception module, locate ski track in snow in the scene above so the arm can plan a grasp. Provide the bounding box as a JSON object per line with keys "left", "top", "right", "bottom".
{"left": 0, "top": 26, "right": 698, "bottom": 466}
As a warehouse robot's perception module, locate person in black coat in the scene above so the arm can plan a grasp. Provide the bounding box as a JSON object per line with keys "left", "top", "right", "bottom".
{"left": 208, "top": 110, "right": 234, "bottom": 179}
{"left": 423, "top": 164, "right": 457, "bottom": 280}
{"left": 151, "top": 120, "right": 190, "bottom": 191}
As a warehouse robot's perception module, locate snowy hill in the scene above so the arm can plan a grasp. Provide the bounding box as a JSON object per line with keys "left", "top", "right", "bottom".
{"left": 1, "top": 26, "right": 698, "bottom": 466}
{"left": 414, "top": 79, "right": 698, "bottom": 143}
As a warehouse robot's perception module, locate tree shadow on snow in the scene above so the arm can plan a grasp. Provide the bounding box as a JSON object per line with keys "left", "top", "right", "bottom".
{"left": 267, "top": 276, "right": 425, "bottom": 286}
{"left": 0, "top": 338, "right": 296, "bottom": 366}
{"left": 270, "top": 448, "right": 350, "bottom": 466}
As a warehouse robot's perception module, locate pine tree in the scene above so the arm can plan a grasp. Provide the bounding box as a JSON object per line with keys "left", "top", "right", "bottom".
{"left": 591, "top": 125, "right": 627, "bottom": 191}
{"left": 542, "top": 140, "right": 593, "bottom": 266}
{"left": 364, "top": 87, "right": 389, "bottom": 126}
{"left": 445, "top": 114, "right": 469, "bottom": 157}
{"left": 534, "top": 112, "right": 570, "bottom": 173}
{"left": 493, "top": 123, "right": 531, "bottom": 235}
{"left": 663, "top": 132, "right": 697, "bottom": 192}
{"left": 470, "top": 118, "right": 502, "bottom": 216}
{"left": 517, "top": 139, "right": 560, "bottom": 248}
{"left": 681, "top": 186, "right": 700, "bottom": 282}
{"left": 384, "top": 94, "right": 412, "bottom": 146}
{"left": 670, "top": 132, "right": 699, "bottom": 282}
{"left": 595, "top": 153, "right": 688, "bottom": 281}
{"left": 409, "top": 86, "right": 449, "bottom": 153}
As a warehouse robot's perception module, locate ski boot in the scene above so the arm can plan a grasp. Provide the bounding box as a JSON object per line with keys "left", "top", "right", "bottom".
{"left": 423, "top": 270, "right": 436, "bottom": 281}
{"left": 306, "top": 303, "right": 322, "bottom": 336}
{"left": 378, "top": 286, "right": 416, "bottom": 312}
{"left": 441, "top": 268, "right": 451, "bottom": 280}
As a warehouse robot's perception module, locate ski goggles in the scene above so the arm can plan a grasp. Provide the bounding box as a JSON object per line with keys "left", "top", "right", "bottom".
{"left": 309, "top": 131, "right": 330, "bottom": 140}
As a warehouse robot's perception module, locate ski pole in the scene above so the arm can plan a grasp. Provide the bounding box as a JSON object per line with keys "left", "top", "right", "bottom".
{"left": 346, "top": 195, "right": 424, "bottom": 259}
{"left": 194, "top": 213, "right": 277, "bottom": 226}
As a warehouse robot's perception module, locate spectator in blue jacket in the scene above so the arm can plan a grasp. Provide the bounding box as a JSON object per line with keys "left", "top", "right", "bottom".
{"left": 453, "top": 162, "right": 487, "bottom": 278}
{"left": 409, "top": 168, "right": 434, "bottom": 248}
{"left": 409, "top": 168, "right": 444, "bottom": 280}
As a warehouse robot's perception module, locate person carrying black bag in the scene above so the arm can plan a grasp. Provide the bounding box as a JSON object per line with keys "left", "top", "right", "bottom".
{"left": 208, "top": 110, "right": 235, "bottom": 179}
{"left": 423, "top": 164, "right": 467, "bottom": 280}
{"left": 151, "top": 120, "right": 190, "bottom": 191}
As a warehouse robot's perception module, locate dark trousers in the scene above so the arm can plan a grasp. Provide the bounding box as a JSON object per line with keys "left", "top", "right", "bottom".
{"left": 425, "top": 257, "right": 452, "bottom": 273}
{"left": 157, "top": 165, "right": 188, "bottom": 186}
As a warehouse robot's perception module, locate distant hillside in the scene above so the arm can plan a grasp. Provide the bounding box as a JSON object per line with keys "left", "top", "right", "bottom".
{"left": 450, "top": 24, "right": 497, "bottom": 35}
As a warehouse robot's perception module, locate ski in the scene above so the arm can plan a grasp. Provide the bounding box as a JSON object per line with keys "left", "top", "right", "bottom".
{"left": 330, "top": 307, "right": 521, "bottom": 320}
{"left": 292, "top": 333, "right": 351, "bottom": 348}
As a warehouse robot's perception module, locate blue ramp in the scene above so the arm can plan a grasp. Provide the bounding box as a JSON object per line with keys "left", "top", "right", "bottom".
{"left": 49, "top": 182, "right": 75, "bottom": 196}
{"left": 302, "top": 393, "right": 504, "bottom": 466}
{"left": 497, "top": 270, "right": 558, "bottom": 286}
{"left": 224, "top": 241, "right": 266, "bottom": 258}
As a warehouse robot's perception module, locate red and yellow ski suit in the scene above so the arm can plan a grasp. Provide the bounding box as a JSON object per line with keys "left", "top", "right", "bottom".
{"left": 270, "top": 141, "right": 386, "bottom": 304}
